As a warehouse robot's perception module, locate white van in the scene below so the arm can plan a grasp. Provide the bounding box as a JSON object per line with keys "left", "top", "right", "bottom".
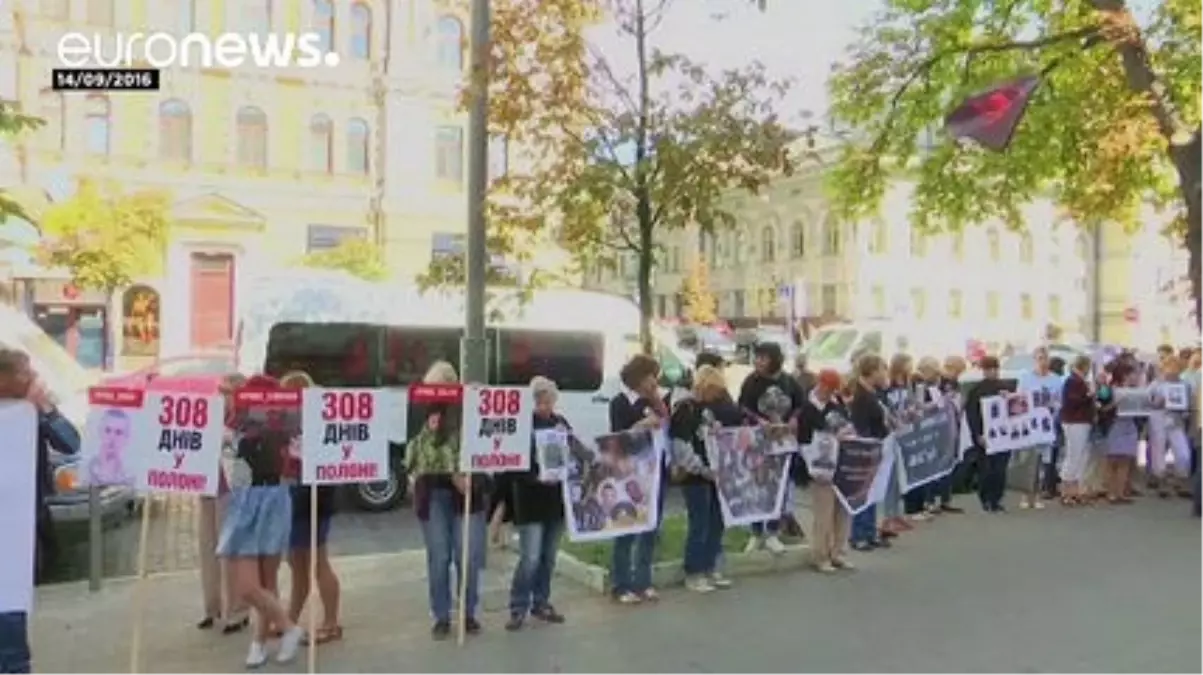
{"left": 234, "top": 271, "right": 692, "bottom": 511}
{"left": 804, "top": 319, "right": 970, "bottom": 374}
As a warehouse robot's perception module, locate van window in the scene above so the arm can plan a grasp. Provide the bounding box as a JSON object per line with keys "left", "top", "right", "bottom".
{"left": 381, "top": 327, "right": 462, "bottom": 386}
{"left": 807, "top": 329, "right": 858, "bottom": 360}
{"left": 264, "top": 322, "right": 380, "bottom": 387}
{"left": 496, "top": 329, "right": 603, "bottom": 392}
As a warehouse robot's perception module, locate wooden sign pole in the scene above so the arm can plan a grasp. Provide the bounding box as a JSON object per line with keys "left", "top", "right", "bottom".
{"left": 128, "top": 499, "right": 152, "bottom": 673}
{"left": 307, "top": 485, "right": 319, "bottom": 673}
{"left": 456, "top": 476, "right": 472, "bottom": 646}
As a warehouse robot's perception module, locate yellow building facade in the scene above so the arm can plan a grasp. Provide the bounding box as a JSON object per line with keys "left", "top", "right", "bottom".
{"left": 1, "top": 0, "right": 497, "bottom": 364}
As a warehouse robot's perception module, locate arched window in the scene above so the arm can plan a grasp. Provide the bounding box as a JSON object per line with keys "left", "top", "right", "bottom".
{"left": 761, "top": 226, "right": 776, "bottom": 262}
{"left": 38, "top": 90, "right": 65, "bottom": 150}
{"left": 308, "top": 114, "right": 332, "bottom": 173}
{"left": 436, "top": 16, "right": 464, "bottom": 70}
{"left": 121, "top": 285, "right": 162, "bottom": 358}
{"left": 84, "top": 95, "right": 110, "bottom": 155}
{"left": 822, "top": 217, "right": 841, "bottom": 255}
{"left": 158, "top": 99, "right": 192, "bottom": 162}
{"left": 350, "top": 3, "right": 372, "bottom": 59}
{"left": 346, "top": 118, "right": 370, "bottom": 174}
{"left": 791, "top": 220, "right": 805, "bottom": 257}
{"left": 313, "top": 0, "right": 335, "bottom": 53}
{"left": 986, "top": 228, "right": 1001, "bottom": 261}
{"left": 1019, "top": 232, "right": 1034, "bottom": 263}
{"left": 236, "top": 106, "right": 268, "bottom": 169}
{"left": 1075, "top": 232, "right": 1090, "bottom": 262}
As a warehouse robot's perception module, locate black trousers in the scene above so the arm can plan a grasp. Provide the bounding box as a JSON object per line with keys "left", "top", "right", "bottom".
{"left": 977, "top": 449, "right": 1010, "bottom": 508}
{"left": 903, "top": 485, "right": 928, "bottom": 514}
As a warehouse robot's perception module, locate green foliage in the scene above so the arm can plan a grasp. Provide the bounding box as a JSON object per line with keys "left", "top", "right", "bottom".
{"left": 446, "top": 0, "right": 801, "bottom": 351}
{"left": 297, "top": 238, "right": 389, "bottom": 282}
{"left": 38, "top": 180, "right": 170, "bottom": 291}
{"left": 0, "top": 102, "right": 45, "bottom": 224}
{"left": 825, "top": 0, "right": 1200, "bottom": 237}
{"left": 680, "top": 262, "right": 718, "bottom": 324}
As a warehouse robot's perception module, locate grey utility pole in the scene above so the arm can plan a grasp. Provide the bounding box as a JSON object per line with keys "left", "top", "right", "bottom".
{"left": 461, "top": 0, "right": 490, "bottom": 384}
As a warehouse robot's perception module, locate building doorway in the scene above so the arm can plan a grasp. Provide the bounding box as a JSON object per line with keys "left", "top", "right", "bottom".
{"left": 190, "top": 252, "right": 235, "bottom": 350}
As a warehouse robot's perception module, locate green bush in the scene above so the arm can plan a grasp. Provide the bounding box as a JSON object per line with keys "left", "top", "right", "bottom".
{"left": 560, "top": 513, "right": 753, "bottom": 567}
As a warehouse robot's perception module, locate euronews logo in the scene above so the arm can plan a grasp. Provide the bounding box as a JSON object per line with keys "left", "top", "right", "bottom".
{"left": 56, "top": 32, "right": 341, "bottom": 70}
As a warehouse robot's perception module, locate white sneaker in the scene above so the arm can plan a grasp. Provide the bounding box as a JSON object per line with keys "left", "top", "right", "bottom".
{"left": 245, "top": 642, "right": 268, "bottom": 669}
{"left": 1019, "top": 500, "right": 1032, "bottom": 510}
{"left": 765, "top": 535, "right": 786, "bottom": 554}
{"left": 910, "top": 512, "right": 931, "bottom": 522}
{"left": 708, "top": 573, "right": 733, "bottom": 588}
{"left": 1032, "top": 500, "right": 1046, "bottom": 510}
{"left": 813, "top": 561, "right": 837, "bottom": 573}
{"left": 276, "top": 626, "right": 305, "bottom": 664}
{"left": 743, "top": 536, "right": 763, "bottom": 554}
{"left": 685, "top": 576, "right": 716, "bottom": 593}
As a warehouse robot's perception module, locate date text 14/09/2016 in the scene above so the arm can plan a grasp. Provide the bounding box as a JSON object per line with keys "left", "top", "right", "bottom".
{"left": 51, "top": 68, "right": 160, "bottom": 92}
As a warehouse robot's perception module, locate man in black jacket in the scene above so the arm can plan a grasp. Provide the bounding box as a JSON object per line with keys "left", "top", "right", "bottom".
{"left": 0, "top": 348, "right": 81, "bottom": 673}
{"left": 964, "top": 356, "right": 1011, "bottom": 512}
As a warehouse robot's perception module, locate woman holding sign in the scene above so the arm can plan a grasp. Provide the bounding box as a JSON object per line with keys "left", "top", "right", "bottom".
{"left": 801, "top": 369, "right": 853, "bottom": 572}
{"left": 504, "top": 376, "right": 570, "bottom": 631}
{"left": 406, "top": 361, "right": 487, "bottom": 640}
{"left": 279, "top": 371, "right": 344, "bottom": 645}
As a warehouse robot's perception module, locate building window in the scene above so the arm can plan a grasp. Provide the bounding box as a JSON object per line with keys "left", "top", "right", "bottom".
{"left": 350, "top": 3, "right": 372, "bottom": 59}
{"left": 236, "top": 105, "right": 268, "bottom": 170}
{"left": 346, "top": 117, "right": 370, "bottom": 174}
{"left": 436, "top": 16, "right": 464, "bottom": 70}
{"left": 732, "top": 290, "right": 745, "bottom": 317}
{"left": 1019, "top": 233, "right": 1034, "bottom": 263}
{"left": 791, "top": 220, "right": 805, "bottom": 257}
{"left": 87, "top": 0, "right": 114, "bottom": 25}
{"left": 870, "top": 285, "right": 885, "bottom": 316}
{"left": 308, "top": 114, "right": 332, "bottom": 172}
{"left": 987, "top": 228, "right": 1001, "bottom": 262}
{"left": 1020, "top": 292, "right": 1033, "bottom": 320}
{"left": 911, "top": 288, "right": 927, "bottom": 318}
{"left": 1075, "top": 233, "right": 1090, "bottom": 263}
{"left": 822, "top": 217, "right": 841, "bottom": 255}
{"left": 951, "top": 231, "right": 965, "bottom": 259}
{"left": 40, "top": 0, "right": 69, "bottom": 20}
{"left": 84, "top": 95, "right": 110, "bottom": 155}
{"left": 820, "top": 284, "right": 838, "bottom": 315}
{"left": 948, "top": 289, "right": 963, "bottom": 319}
{"left": 174, "top": 0, "right": 196, "bottom": 33}
{"left": 313, "top": 0, "right": 335, "bottom": 53}
{"left": 986, "top": 291, "right": 1000, "bottom": 319}
{"left": 435, "top": 126, "right": 464, "bottom": 182}
{"left": 488, "top": 134, "right": 508, "bottom": 180}
{"left": 306, "top": 225, "right": 366, "bottom": 253}
{"left": 910, "top": 229, "right": 927, "bottom": 257}
{"left": 868, "top": 220, "right": 887, "bottom": 255}
{"left": 1048, "top": 294, "right": 1062, "bottom": 321}
{"left": 158, "top": 99, "right": 192, "bottom": 162}
{"left": 761, "top": 226, "right": 776, "bottom": 262}
{"left": 38, "top": 90, "right": 64, "bottom": 150}
{"left": 244, "top": 0, "right": 272, "bottom": 36}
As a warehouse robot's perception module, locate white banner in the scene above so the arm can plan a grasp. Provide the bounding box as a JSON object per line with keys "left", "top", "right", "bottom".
{"left": 0, "top": 402, "right": 37, "bottom": 613}
{"left": 301, "top": 388, "right": 389, "bottom": 484}
{"left": 141, "top": 391, "right": 225, "bottom": 496}
{"left": 460, "top": 385, "right": 533, "bottom": 472}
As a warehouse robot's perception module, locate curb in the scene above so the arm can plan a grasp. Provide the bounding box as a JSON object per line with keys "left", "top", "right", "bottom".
{"left": 554, "top": 544, "right": 813, "bottom": 594}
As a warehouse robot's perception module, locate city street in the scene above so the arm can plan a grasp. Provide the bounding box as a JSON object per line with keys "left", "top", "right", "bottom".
{"left": 32, "top": 495, "right": 1200, "bottom": 673}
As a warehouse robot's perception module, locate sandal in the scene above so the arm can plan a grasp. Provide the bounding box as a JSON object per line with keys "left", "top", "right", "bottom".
{"left": 301, "top": 625, "right": 344, "bottom": 646}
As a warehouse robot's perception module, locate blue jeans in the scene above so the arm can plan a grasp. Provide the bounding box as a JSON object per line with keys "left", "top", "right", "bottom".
{"left": 849, "top": 504, "right": 877, "bottom": 544}
{"left": 610, "top": 472, "right": 666, "bottom": 596}
{"left": 0, "top": 612, "right": 29, "bottom": 674}
{"left": 682, "top": 483, "right": 723, "bottom": 575}
{"left": 508, "top": 520, "right": 562, "bottom": 617}
{"left": 419, "top": 488, "right": 486, "bottom": 623}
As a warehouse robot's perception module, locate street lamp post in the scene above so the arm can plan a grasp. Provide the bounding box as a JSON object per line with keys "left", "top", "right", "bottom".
{"left": 461, "top": 0, "right": 490, "bottom": 384}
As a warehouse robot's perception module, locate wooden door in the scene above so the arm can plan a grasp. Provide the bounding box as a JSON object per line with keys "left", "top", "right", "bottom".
{"left": 189, "top": 253, "right": 235, "bottom": 350}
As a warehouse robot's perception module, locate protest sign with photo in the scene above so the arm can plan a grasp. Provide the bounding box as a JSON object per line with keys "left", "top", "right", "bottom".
{"left": 230, "top": 387, "right": 303, "bottom": 487}
{"left": 831, "top": 437, "right": 885, "bottom": 516}
{"left": 0, "top": 402, "right": 37, "bottom": 614}
{"left": 460, "top": 385, "right": 533, "bottom": 472}
{"left": 894, "top": 408, "right": 958, "bottom": 491}
{"left": 1115, "top": 386, "right": 1156, "bottom": 417}
{"left": 801, "top": 432, "right": 839, "bottom": 482}
{"left": 533, "top": 428, "right": 575, "bottom": 482}
{"left": 705, "top": 426, "right": 791, "bottom": 527}
{"left": 301, "top": 388, "right": 388, "bottom": 484}
{"left": 80, "top": 387, "right": 144, "bottom": 488}
{"left": 980, "top": 392, "right": 1053, "bottom": 454}
{"left": 763, "top": 423, "right": 799, "bottom": 455}
{"left": 1161, "top": 383, "right": 1189, "bottom": 412}
{"left": 562, "top": 428, "right": 663, "bottom": 543}
{"left": 140, "top": 390, "right": 225, "bottom": 495}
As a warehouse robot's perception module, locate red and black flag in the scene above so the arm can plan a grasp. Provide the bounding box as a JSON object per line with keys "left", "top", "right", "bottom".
{"left": 944, "top": 75, "right": 1041, "bottom": 151}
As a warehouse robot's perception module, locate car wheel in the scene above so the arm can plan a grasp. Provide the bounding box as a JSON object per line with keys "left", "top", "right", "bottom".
{"left": 347, "top": 462, "right": 408, "bottom": 512}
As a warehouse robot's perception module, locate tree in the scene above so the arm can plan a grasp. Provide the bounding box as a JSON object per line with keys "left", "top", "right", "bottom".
{"left": 826, "top": 0, "right": 1201, "bottom": 326}
{"left": 680, "top": 262, "right": 718, "bottom": 324}
{"left": 38, "top": 179, "right": 170, "bottom": 291}
{"left": 0, "top": 102, "right": 45, "bottom": 224}
{"left": 297, "top": 238, "right": 389, "bottom": 282}
{"left": 437, "top": 0, "right": 801, "bottom": 353}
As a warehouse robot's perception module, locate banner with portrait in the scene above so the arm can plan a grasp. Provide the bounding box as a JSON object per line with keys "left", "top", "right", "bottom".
{"left": 894, "top": 408, "right": 959, "bottom": 492}
{"left": 705, "top": 426, "right": 791, "bottom": 528}
{"left": 562, "top": 428, "right": 663, "bottom": 543}
{"left": 831, "top": 437, "right": 887, "bottom": 516}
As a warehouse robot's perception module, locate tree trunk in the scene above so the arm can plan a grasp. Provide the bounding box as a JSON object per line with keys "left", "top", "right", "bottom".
{"left": 633, "top": 0, "right": 655, "bottom": 355}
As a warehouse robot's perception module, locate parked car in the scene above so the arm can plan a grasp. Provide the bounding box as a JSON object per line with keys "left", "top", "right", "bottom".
{"left": 0, "top": 304, "right": 134, "bottom": 524}
{"left": 677, "top": 324, "right": 739, "bottom": 363}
